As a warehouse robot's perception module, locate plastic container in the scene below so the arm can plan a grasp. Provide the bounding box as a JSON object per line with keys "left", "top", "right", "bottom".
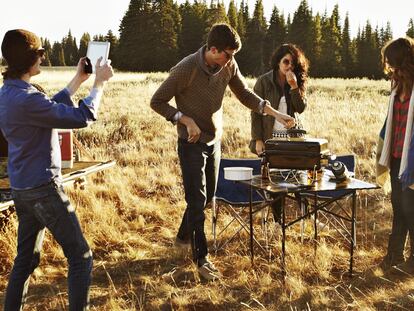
{"left": 58, "top": 129, "right": 73, "bottom": 169}
{"left": 224, "top": 167, "right": 253, "bottom": 181}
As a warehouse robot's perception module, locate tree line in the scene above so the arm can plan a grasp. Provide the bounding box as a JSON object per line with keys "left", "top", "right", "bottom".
{"left": 3, "top": 0, "right": 414, "bottom": 79}
{"left": 33, "top": 30, "right": 119, "bottom": 68}
{"left": 115, "top": 0, "right": 413, "bottom": 78}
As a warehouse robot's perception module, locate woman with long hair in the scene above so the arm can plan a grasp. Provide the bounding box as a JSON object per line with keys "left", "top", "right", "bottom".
{"left": 249, "top": 43, "right": 309, "bottom": 222}
{"left": 378, "top": 37, "right": 414, "bottom": 270}
{"left": 249, "top": 43, "right": 309, "bottom": 155}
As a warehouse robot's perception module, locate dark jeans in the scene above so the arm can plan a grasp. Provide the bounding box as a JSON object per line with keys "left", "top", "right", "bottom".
{"left": 4, "top": 181, "right": 92, "bottom": 311}
{"left": 177, "top": 138, "right": 221, "bottom": 263}
{"left": 386, "top": 157, "right": 414, "bottom": 261}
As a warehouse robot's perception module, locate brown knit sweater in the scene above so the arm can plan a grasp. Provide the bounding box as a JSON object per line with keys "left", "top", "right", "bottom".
{"left": 150, "top": 45, "right": 264, "bottom": 144}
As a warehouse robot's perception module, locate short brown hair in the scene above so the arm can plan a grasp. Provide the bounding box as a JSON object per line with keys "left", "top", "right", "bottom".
{"left": 207, "top": 23, "right": 241, "bottom": 52}
{"left": 1, "top": 29, "right": 42, "bottom": 79}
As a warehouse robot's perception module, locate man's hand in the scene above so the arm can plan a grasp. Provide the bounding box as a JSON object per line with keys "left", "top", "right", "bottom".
{"left": 276, "top": 112, "right": 296, "bottom": 128}
{"left": 66, "top": 57, "right": 92, "bottom": 95}
{"left": 255, "top": 140, "right": 265, "bottom": 155}
{"left": 263, "top": 103, "right": 295, "bottom": 129}
{"left": 75, "top": 57, "right": 90, "bottom": 83}
{"left": 286, "top": 70, "right": 298, "bottom": 89}
{"left": 93, "top": 57, "right": 114, "bottom": 89}
{"left": 179, "top": 115, "right": 201, "bottom": 143}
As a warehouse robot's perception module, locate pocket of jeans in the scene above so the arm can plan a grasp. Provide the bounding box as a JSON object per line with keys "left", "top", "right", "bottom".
{"left": 32, "top": 194, "right": 63, "bottom": 227}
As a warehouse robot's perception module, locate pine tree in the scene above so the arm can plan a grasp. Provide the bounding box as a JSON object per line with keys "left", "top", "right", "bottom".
{"left": 237, "top": 0, "right": 267, "bottom": 76}
{"left": 72, "top": 37, "right": 79, "bottom": 64}
{"left": 93, "top": 34, "right": 106, "bottom": 41}
{"left": 310, "top": 13, "right": 322, "bottom": 76}
{"left": 354, "top": 27, "right": 363, "bottom": 77}
{"left": 105, "top": 30, "right": 118, "bottom": 64}
{"left": 62, "top": 30, "right": 78, "bottom": 66}
{"left": 178, "top": 0, "right": 207, "bottom": 58}
{"left": 62, "top": 32, "right": 71, "bottom": 65}
{"left": 406, "top": 18, "right": 414, "bottom": 38}
{"left": 41, "top": 38, "right": 52, "bottom": 66}
{"left": 50, "top": 42, "right": 66, "bottom": 66}
{"left": 288, "top": 0, "right": 314, "bottom": 62}
{"left": 329, "top": 4, "right": 343, "bottom": 76}
{"left": 318, "top": 6, "right": 343, "bottom": 77}
{"left": 263, "top": 6, "right": 286, "bottom": 69}
{"left": 330, "top": 4, "right": 341, "bottom": 34}
{"left": 356, "top": 21, "right": 381, "bottom": 78}
{"left": 341, "top": 14, "right": 354, "bottom": 77}
{"left": 117, "top": 0, "right": 152, "bottom": 71}
{"left": 286, "top": 14, "right": 291, "bottom": 35}
{"left": 370, "top": 25, "right": 383, "bottom": 78}
{"left": 151, "top": 0, "right": 181, "bottom": 71}
{"left": 236, "top": 0, "right": 248, "bottom": 42}
{"left": 205, "top": 0, "right": 229, "bottom": 30}
{"left": 79, "top": 33, "right": 91, "bottom": 58}
{"left": 227, "top": 0, "right": 238, "bottom": 30}
{"left": 379, "top": 22, "right": 393, "bottom": 47}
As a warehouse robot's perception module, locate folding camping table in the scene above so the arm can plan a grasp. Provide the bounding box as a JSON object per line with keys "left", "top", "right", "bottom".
{"left": 239, "top": 171, "right": 379, "bottom": 276}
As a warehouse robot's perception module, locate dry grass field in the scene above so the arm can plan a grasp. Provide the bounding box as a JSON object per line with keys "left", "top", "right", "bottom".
{"left": 1, "top": 68, "right": 413, "bottom": 310}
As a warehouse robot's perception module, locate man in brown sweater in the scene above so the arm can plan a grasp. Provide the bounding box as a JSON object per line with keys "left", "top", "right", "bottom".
{"left": 151, "top": 23, "right": 294, "bottom": 280}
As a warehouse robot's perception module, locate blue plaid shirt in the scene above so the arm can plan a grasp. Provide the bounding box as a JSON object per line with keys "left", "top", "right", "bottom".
{"left": 0, "top": 79, "right": 100, "bottom": 189}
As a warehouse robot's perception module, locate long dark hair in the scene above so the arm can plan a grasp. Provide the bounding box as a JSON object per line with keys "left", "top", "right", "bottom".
{"left": 270, "top": 43, "right": 309, "bottom": 95}
{"left": 382, "top": 37, "right": 414, "bottom": 96}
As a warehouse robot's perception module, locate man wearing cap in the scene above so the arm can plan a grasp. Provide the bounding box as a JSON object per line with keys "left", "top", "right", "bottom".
{"left": 0, "top": 29, "right": 113, "bottom": 310}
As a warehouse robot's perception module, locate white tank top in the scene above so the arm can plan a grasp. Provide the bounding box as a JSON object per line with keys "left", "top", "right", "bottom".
{"left": 273, "top": 96, "right": 288, "bottom": 131}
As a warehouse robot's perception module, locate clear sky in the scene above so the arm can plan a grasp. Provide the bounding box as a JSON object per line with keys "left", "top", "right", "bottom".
{"left": 0, "top": 0, "right": 412, "bottom": 55}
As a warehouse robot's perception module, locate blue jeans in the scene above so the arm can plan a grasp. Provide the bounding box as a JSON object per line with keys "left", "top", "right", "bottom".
{"left": 4, "top": 181, "right": 92, "bottom": 311}
{"left": 177, "top": 139, "right": 221, "bottom": 263}
{"left": 386, "top": 157, "right": 414, "bottom": 261}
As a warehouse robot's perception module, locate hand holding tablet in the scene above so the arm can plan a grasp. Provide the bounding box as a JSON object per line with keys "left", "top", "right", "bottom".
{"left": 84, "top": 41, "right": 110, "bottom": 73}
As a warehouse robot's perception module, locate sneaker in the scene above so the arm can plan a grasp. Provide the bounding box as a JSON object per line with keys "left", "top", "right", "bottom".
{"left": 395, "top": 257, "right": 414, "bottom": 274}
{"left": 174, "top": 237, "right": 191, "bottom": 250}
{"left": 197, "top": 259, "right": 221, "bottom": 281}
{"left": 379, "top": 254, "right": 405, "bottom": 270}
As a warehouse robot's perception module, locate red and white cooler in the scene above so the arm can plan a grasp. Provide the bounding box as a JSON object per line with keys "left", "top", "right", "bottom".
{"left": 58, "top": 129, "right": 73, "bottom": 169}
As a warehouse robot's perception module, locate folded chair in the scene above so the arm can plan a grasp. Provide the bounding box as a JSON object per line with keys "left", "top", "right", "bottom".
{"left": 299, "top": 154, "right": 356, "bottom": 243}
{"left": 211, "top": 158, "right": 271, "bottom": 255}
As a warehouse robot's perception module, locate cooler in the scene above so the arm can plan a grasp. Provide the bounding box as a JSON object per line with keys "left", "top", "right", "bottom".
{"left": 58, "top": 129, "right": 73, "bottom": 169}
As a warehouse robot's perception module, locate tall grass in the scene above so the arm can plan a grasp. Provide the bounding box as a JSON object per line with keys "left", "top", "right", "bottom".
{"left": 0, "top": 68, "right": 412, "bottom": 310}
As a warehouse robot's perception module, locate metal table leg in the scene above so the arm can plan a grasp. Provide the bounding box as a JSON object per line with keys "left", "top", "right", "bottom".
{"left": 281, "top": 195, "right": 286, "bottom": 277}
{"left": 250, "top": 184, "right": 254, "bottom": 265}
{"left": 350, "top": 190, "right": 356, "bottom": 276}
{"left": 314, "top": 192, "right": 318, "bottom": 241}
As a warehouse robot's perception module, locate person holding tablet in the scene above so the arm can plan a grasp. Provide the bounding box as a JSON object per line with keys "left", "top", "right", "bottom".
{"left": 0, "top": 29, "right": 113, "bottom": 310}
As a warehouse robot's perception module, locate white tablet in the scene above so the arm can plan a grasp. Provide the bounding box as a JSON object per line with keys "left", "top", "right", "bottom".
{"left": 86, "top": 41, "right": 110, "bottom": 73}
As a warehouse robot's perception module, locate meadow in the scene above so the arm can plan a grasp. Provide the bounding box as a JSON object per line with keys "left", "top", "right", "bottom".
{"left": 1, "top": 68, "right": 413, "bottom": 310}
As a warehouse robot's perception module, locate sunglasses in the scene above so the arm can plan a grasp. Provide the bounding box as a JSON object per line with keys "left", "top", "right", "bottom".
{"left": 221, "top": 49, "right": 235, "bottom": 59}
{"left": 36, "top": 48, "right": 46, "bottom": 58}
{"left": 282, "top": 58, "right": 294, "bottom": 66}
